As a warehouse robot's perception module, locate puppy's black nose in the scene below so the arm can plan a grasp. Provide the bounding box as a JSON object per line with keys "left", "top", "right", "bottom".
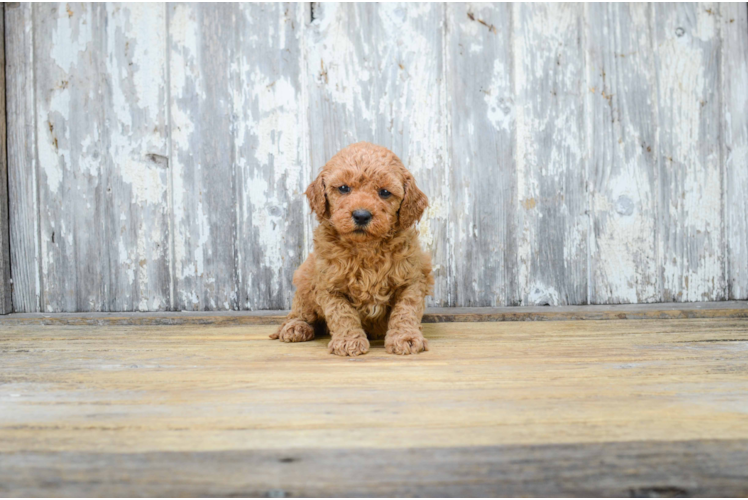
{"left": 352, "top": 209, "right": 372, "bottom": 226}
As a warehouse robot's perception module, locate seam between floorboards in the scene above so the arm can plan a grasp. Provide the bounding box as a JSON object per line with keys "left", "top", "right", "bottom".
{"left": 2, "top": 301, "right": 747, "bottom": 325}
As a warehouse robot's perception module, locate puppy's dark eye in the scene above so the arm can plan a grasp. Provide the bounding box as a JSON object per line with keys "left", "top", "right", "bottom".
{"left": 338, "top": 185, "right": 351, "bottom": 194}
{"left": 378, "top": 189, "right": 392, "bottom": 199}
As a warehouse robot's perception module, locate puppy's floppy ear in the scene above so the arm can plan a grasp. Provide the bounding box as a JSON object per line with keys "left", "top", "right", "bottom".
{"left": 305, "top": 173, "right": 327, "bottom": 220}
{"left": 398, "top": 173, "right": 428, "bottom": 229}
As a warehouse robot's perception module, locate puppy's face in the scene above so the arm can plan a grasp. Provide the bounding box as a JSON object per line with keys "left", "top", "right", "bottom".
{"left": 306, "top": 143, "right": 428, "bottom": 242}
{"left": 325, "top": 165, "right": 404, "bottom": 240}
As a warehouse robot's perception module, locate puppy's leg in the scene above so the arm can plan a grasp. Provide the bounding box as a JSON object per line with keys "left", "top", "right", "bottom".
{"left": 317, "top": 292, "right": 370, "bottom": 356}
{"left": 271, "top": 258, "right": 317, "bottom": 343}
{"left": 274, "top": 320, "right": 315, "bottom": 342}
{"left": 385, "top": 281, "right": 429, "bottom": 355}
{"left": 271, "top": 293, "right": 316, "bottom": 343}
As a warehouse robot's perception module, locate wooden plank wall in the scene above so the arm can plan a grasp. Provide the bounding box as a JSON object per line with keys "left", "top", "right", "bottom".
{"left": 723, "top": 3, "right": 748, "bottom": 301}
{"left": 0, "top": 4, "right": 11, "bottom": 314}
{"left": 168, "top": 4, "right": 307, "bottom": 312}
{"left": 4, "top": 3, "right": 748, "bottom": 312}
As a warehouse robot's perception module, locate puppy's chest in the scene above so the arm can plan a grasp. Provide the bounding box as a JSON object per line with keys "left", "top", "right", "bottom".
{"left": 336, "top": 261, "right": 398, "bottom": 318}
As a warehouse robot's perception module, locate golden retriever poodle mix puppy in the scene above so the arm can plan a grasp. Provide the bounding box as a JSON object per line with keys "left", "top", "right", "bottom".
{"left": 270, "top": 142, "right": 434, "bottom": 356}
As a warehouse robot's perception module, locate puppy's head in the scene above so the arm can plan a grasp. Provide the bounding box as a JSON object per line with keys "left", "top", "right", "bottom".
{"left": 306, "top": 142, "right": 428, "bottom": 241}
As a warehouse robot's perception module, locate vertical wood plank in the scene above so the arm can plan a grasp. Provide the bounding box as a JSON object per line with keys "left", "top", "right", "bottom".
{"left": 446, "top": 4, "right": 517, "bottom": 306}
{"left": 6, "top": 3, "right": 41, "bottom": 312}
{"left": 169, "top": 3, "right": 238, "bottom": 311}
{"left": 721, "top": 3, "right": 748, "bottom": 300}
{"left": 32, "top": 3, "right": 170, "bottom": 312}
{"left": 33, "top": 3, "right": 108, "bottom": 311}
{"left": 233, "top": 3, "right": 306, "bottom": 310}
{"left": 169, "top": 3, "right": 305, "bottom": 311}
{"left": 513, "top": 4, "right": 588, "bottom": 306}
{"left": 585, "top": 4, "right": 659, "bottom": 304}
{"left": 306, "top": 3, "right": 450, "bottom": 306}
{"left": 103, "top": 4, "right": 171, "bottom": 311}
{"left": 654, "top": 3, "right": 724, "bottom": 302}
{"left": 0, "top": 3, "right": 11, "bottom": 314}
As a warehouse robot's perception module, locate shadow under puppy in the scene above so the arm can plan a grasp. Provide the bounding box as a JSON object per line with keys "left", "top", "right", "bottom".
{"left": 271, "top": 142, "right": 434, "bottom": 356}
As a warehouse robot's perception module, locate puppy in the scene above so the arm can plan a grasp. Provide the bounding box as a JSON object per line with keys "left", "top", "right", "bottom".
{"left": 270, "top": 142, "right": 434, "bottom": 356}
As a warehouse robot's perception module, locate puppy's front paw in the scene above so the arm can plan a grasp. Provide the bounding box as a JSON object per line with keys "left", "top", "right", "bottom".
{"left": 385, "top": 329, "right": 429, "bottom": 355}
{"left": 271, "top": 319, "right": 315, "bottom": 342}
{"left": 328, "top": 333, "right": 370, "bottom": 357}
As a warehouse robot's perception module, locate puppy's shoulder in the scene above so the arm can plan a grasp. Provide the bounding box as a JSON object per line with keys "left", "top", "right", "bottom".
{"left": 388, "top": 228, "right": 432, "bottom": 281}
{"left": 292, "top": 253, "right": 317, "bottom": 287}
{"left": 391, "top": 227, "right": 427, "bottom": 258}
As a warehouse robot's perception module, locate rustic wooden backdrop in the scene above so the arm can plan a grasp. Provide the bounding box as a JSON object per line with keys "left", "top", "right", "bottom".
{"left": 0, "top": 4, "right": 9, "bottom": 314}
{"left": 4, "top": 2, "right": 748, "bottom": 313}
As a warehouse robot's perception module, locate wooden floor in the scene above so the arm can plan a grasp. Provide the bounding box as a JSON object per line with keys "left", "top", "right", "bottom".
{"left": 2, "top": 313, "right": 748, "bottom": 496}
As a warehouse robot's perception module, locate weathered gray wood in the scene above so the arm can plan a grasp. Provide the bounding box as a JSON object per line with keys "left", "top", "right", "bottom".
{"left": 2, "top": 300, "right": 748, "bottom": 327}
{"left": 28, "top": 3, "right": 171, "bottom": 312}
{"left": 2, "top": 440, "right": 748, "bottom": 497}
{"left": 447, "top": 4, "right": 518, "bottom": 307}
{"left": 5, "top": 3, "right": 748, "bottom": 311}
{"left": 654, "top": 3, "right": 724, "bottom": 302}
{"left": 232, "top": 3, "right": 307, "bottom": 310}
{"left": 6, "top": 3, "right": 41, "bottom": 312}
{"left": 168, "top": 3, "right": 305, "bottom": 311}
{"left": 1, "top": 316, "right": 748, "bottom": 496}
{"left": 168, "top": 3, "right": 238, "bottom": 311}
{"left": 586, "top": 4, "right": 659, "bottom": 304}
{"left": 513, "top": 4, "right": 588, "bottom": 306}
{"left": 33, "top": 3, "right": 108, "bottom": 311}
{"left": 0, "top": 3, "right": 11, "bottom": 314}
{"left": 722, "top": 3, "right": 748, "bottom": 300}
{"left": 103, "top": 4, "right": 171, "bottom": 311}
{"left": 306, "top": 3, "right": 450, "bottom": 306}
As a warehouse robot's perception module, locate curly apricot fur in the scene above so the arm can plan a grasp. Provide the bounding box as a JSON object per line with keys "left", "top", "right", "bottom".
{"left": 271, "top": 142, "right": 434, "bottom": 356}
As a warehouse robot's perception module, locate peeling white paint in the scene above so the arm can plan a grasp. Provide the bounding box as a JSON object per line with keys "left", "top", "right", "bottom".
{"left": 37, "top": 104, "right": 66, "bottom": 194}
{"left": 308, "top": 3, "right": 373, "bottom": 126}
{"left": 8, "top": 3, "right": 746, "bottom": 312}
{"left": 514, "top": 4, "right": 587, "bottom": 305}
{"left": 169, "top": 3, "right": 205, "bottom": 302}
{"left": 656, "top": 3, "right": 724, "bottom": 301}
{"left": 527, "top": 284, "right": 560, "bottom": 306}
{"left": 485, "top": 59, "right": 514, "bottom": 132}
{"left": 50, "top": 3, "right": 92, "bottom": 74}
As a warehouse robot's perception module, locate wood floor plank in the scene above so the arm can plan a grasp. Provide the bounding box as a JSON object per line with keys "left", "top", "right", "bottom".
{"left": 2, "top": 440, "right": 747, "bottom": 497}
{"left": 2, "top": 319, "right": 748, "bottom": 453}
{"left": 3, "top": 301, "right": 748, "bottom": 326}
{"left": 1, "top": 318, "right": 747, "bottom": 495}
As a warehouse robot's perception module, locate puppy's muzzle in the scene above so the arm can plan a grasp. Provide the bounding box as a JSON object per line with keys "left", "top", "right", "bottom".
{"left": 352, "top": 209, "right": 372, "bottom": 227}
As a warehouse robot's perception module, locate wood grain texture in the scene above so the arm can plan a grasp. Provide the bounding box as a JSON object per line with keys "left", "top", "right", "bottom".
{"left": 168, "top": 3, "right": 237, "bottom": 311}
{"left": 586, "top": 4, "right": 659, "bottom": 304}
{"left": 6, "top": 3, "right": 41, "bottom": 312}
{"left": 4, "top": 4, "right": 748, "bottom": 311}
{"left": 2, "top": 301, "right": 748, "bottom": 326}
{"left": 103, "top": 4, "right": 171, "bottom": 312}
{"left": 168, "top": 3, "right": 306, "bottom": 311}
{"left": 447, "top": 4, "right": 518, "bottom": 307}
{"left": 306, "top": 3, "right": 450, "bottom": 306}
{"left": 1, "top": 318, "right": 747, "bottom": 495}
{"left": 232, "top": 3, "right": 307, "bottom": 311}
{"left": 12, "top": 3, "right": 171, "bottom": 312}
{"left": 514, "top": 4, "right": 588, "bottom": 306}
{"left": 2, "top": 318, "right": 747, "bottom": 450}
{"left": 721, "top": 3, "right": 748, "bottom": 300}
{"left": 2, "top": 440, "right": 747, "bottom": 497}
{"left": 34, "top": 3, "right": 109, "bottom": 312}
{"left": 0, "top": 3, "right": 11, "bottom": 315}
{"left": 654, "top": 3, "right": 725, "bottom": 302}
